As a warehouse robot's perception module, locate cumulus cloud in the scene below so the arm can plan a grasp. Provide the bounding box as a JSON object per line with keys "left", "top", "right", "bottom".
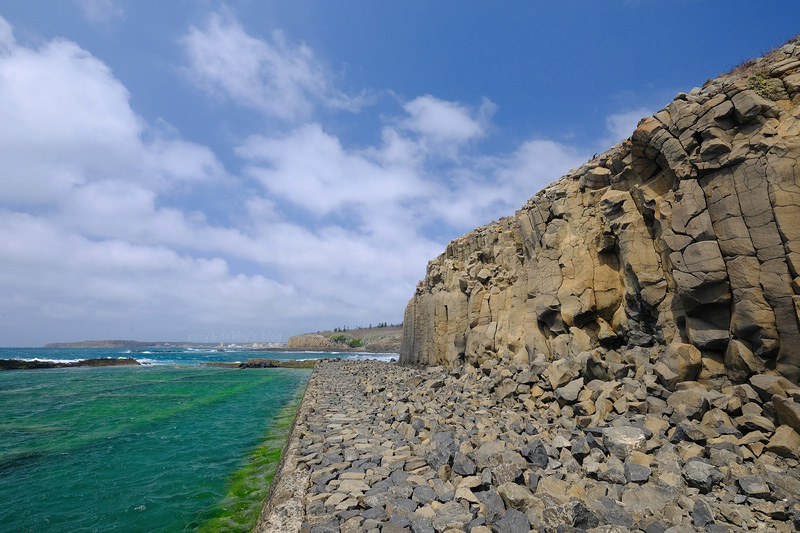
{"left": 238, "top": 124, "right": 428, "bottom": 219}
{"left": 400, "top": 95, "right": 495, "bottom": 148}
{"left": 0, "top": 26, "right": 223, "bottom": 205}
{"left": 0, "top": 210, "right": 298, "bottom": 342}
{"left": 0, "top": 12, "right": 602, "bottom": 346}
{"left": 181, "top": 11, "right": 366, "bottom": 121}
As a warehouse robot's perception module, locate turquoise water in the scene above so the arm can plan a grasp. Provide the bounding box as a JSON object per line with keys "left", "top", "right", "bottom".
{"left": 0, "top": 348, "right": 330, "bottom": 532}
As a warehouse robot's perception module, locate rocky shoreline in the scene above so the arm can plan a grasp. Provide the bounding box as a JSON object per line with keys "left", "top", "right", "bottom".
{"left": 203, "top": 358, "right": 317, "bottom": 369}
{"left": 0, "top": 357, "right": 140, "bottom": 370}
{"left": 257, "top": 357, "right": 800, "bottom": 532}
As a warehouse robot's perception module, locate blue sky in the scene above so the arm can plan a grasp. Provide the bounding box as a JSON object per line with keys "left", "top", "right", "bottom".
{"left": 1, "top": 1, "right": 798, "bottom": 346}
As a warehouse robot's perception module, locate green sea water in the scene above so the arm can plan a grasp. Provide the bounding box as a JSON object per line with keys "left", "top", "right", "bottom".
{"left": 0, "top": 362, "right": 312, "bottom": 532}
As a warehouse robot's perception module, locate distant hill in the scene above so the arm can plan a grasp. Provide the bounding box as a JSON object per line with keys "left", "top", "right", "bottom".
{"left": 287, "top": 325, "right": 402, "bottom": 353}
{"left": 44, "top": 340, "right": 163, "bottom": 348}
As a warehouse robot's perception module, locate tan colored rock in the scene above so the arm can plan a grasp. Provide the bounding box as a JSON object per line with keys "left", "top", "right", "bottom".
{"left": 772, "top": 395, "right": 800, "bottom": 433}
{"left": 400, "top": 39, "right": 800, "bottom": 386}
{"left": 765, "top": 425, "right": 800, "bottom": 459}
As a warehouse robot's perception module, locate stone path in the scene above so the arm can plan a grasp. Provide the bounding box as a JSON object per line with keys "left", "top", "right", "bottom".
{"left": 256, "top": 358, "right": 800, "bottom": 532}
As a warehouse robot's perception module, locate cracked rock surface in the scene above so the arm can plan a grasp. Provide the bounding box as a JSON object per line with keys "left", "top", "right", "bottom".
{"left": 401, "top": 37, "right": 800, "bottom": 384}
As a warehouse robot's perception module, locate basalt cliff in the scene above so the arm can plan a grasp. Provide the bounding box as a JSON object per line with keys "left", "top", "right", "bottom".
{"left": 401, "top": 39, "right": 800, "bottom": 386}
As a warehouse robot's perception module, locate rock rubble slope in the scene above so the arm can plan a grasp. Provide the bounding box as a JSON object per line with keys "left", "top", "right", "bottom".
{"left": 257, "top": 359, "right": 800, "bottom": 532}
{"left": 401, "top": 37, "right": 800, "bottom": 385}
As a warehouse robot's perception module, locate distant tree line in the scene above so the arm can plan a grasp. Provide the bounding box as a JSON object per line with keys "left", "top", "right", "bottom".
{"left": 332, "top": 321, "right": 401, "bottom": 332}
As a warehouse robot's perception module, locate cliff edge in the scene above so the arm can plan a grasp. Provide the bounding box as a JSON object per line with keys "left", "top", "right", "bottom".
{"left": 401, "top": 38, "right": 800, "bottom": 385}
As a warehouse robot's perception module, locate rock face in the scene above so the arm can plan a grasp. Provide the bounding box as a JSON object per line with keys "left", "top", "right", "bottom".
{"left": 401, "top": 39, "right": 800, "bottom": 385}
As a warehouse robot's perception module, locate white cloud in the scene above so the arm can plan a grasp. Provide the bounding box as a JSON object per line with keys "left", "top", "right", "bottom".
{"left": 0, "top": 15, "right": 14, "bottom": 52}
{"left": 0, "top": 24, "right": 223, "bottom": 205}
{"left": 181, "top": 11, "right": 366, "bottom": 121}
{"left": 238, "top": 124, "right": 428, "bottom": 218}
{"left": 0, "top": 210, "right": 298, "bottom": 341}
{"left": 605, "top": 108, "right": 652, "bottom": 143}
{"left": 0, "top": 13, "right": 620, "bottom": 346}
{"left": 400, "top": 95, "right": 495, "bottom": 147}
{"left": 74, "top": 0, "right": 123, "bottom": 23}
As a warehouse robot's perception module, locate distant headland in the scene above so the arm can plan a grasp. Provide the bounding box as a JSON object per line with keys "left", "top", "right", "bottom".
{"left": 44, "top": 324, "right": 403, "bottom": 353}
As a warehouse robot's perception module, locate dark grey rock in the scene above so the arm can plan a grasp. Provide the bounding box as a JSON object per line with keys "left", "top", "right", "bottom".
{"left": 595, "top": 497, "right": 634, "bottom": 528}
{"left": 643, "top": 520, "right": 667, "bottom": 533}
{"left": 388, "top": 514, "right": 411, "bottom": 528}
{"left": 424, "top": 446, "right": 451, "bottom": 471}
{"left": 412, "top": 485, "right": 437, "bottom": 505}
{"left": 452, "top": 451, "right": 476, "bottom": 476}
{"left": 311, "top": 518, "right": 341, "bottom": 533}
{"left": 362, "top": 506, "right": 387, "bottom": 520}
{"left": 306, "top": 499, "right": 326, "bottom": 515}
{"left": 670, "top": 422, "right": 707, "bottom": 444}
{"left": 410, "top": 518, "right": 434, "bottom": 533}
{"left": 683, "top": 459, "right": 723, "bottom": 494}
{"left": 491, "top": 508, "right": 530, "bottom": 533}
{"left": 692, "top": 499, "right": 715, "bottom": 527}
{"left": 468, "top": 516, "right": 486, "bottom": 529}
{"left": 390, "top": 498, "right": 418, "bottom": 515}
{"left": 598, "top": 466, "right": 627, "bottom": 485}
{"left": 383, "top": 520, "right": 411, "bottom": 532}
{"left": 555, "top": 377, "right": 584, "bottom": 404}
{"left": 624, "top": 461, "right": 651, "bottom": 484}
{"left": 476, "top": 489, "right": 506, "bottom": 524}
{"left": 738, "top": 474, "right": 771, "bottom": 498}
{"left": 523, "top": 439, "right": 550, "bottom": 468}
{"left": 571, "top": 437, "right": 591, "bottom": 461}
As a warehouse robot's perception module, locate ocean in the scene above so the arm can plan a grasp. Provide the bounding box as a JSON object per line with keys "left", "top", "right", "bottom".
{"left": 0, "top": 347, "right": 396, "bottom": 532}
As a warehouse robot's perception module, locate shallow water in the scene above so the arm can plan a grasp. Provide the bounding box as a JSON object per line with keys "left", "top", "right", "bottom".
{"left": 0, "top": 348, "right": 319, "bottom": 532}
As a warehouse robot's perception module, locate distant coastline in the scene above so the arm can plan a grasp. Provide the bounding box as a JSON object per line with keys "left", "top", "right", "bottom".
{"left": 43, "top": 324, "right": 403, "bottom": 354}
